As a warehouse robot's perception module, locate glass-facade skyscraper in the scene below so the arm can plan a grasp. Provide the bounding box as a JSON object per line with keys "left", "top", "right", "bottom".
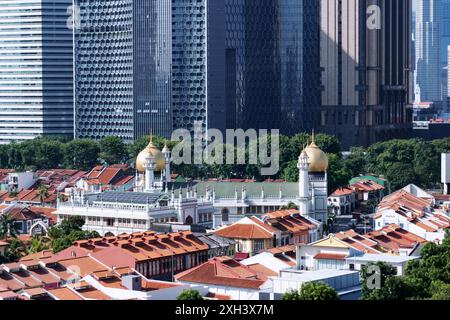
{"left": 319, "top": 0, "right": 413, "bottom": 149}
{"left": 225, "top": 0, "right": 321, "bottom": 135}
{"left": 75, "top": 0, "right": 225, "bottom": 141}
{"left": 75, "top": 0, "right": 172, "bottom": 142}
{"left": 0, "top": 0, "right": 74, "bottom": 144}
{"left": 416, "top": 0, "right": 442, "bottom": 103}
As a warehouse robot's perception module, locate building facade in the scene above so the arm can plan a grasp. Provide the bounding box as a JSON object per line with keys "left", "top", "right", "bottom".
{"left": 440, "top": 0, "right": 450, "bottom": 107}
{"left": 225, "top": 0, "right": 321, "bottom": 135}
{"left": 416, "top": 0, "right": 442, "bottom": 103}
{"left": 319, "top": 0, "right": 413, "bottom": 149}
{"left": 74, "top": 0, "right": 226, "bottom": 142}
{"left": 0, "top": 0, "right": 74, "bottom": 144}
{"left": 74, "top": 0, "right": 172, "bottom": 141}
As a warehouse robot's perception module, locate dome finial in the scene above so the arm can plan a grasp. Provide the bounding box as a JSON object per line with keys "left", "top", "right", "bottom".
{"left": 311, "top": 129, "right": 316, "bottom": 144}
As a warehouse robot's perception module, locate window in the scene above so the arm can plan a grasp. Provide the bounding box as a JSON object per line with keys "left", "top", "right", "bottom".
{"left": 253, "top": 240, "right": 265, "bottom": 253}
{"left": 221, "top": 208, "right": 229, "bottom": 222}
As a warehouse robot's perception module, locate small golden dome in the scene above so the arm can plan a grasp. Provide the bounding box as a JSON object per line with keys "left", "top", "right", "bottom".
{"left": 136, "top": 139, "right": 165, "bottom": 173}
{"left": 303, "top": 134, "right": 329, "bottom": 173}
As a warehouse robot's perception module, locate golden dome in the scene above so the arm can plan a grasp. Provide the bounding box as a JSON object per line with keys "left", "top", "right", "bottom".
{"left": 303, "top": 135, "right": 329, "bottom": 173}
{"left": 136, "top": 139, "right": 165, "bottom": 173}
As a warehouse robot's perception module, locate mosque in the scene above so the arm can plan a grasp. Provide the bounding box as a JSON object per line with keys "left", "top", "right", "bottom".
{"left": 56, "top": 136, "right": 330, "bottom": 235}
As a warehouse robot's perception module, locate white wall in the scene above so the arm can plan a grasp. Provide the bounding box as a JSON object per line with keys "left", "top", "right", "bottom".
{"left": 178, "top": 281, "right": 263, "bottom": 300}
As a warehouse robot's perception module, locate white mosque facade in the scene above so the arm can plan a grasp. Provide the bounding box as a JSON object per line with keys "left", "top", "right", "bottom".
{"left": 56, "top": 138, "right": 329, "bottom": 236}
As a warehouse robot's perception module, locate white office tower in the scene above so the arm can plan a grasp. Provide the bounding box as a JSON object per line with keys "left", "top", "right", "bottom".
{"left": 442, "top": 154, "right": 450, "bottom": 195}
{"left": 0, "top": 0, "right": 74, "bottom": 144}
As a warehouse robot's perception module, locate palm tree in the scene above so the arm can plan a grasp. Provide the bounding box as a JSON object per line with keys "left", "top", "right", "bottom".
{"left": 37, "top": 185, "right": 49, "bottom": 205}
{"left": 26, "top": 237, "right": 49, "bottom": 255}
{"left": 281, "top": 202, "right": 299, "bottom": 210}
{"left": 0, "top": 213, "right": 18, "bottom": 240}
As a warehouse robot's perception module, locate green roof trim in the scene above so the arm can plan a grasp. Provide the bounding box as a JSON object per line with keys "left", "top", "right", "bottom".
{"left": 349, "top": 175, "right": 387, "bottom": 187}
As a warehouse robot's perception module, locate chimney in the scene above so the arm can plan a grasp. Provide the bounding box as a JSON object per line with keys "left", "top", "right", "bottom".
{"left": 122, "top": 275, "right": 142, "bottom": 291}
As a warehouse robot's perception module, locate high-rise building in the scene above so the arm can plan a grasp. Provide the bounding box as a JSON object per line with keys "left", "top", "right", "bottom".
{"left": 319, "top": 0, "right": 413, "bottom": 149}
{"left": 0, "top": 0, "right": 74, "bottom": 144}
{"left": 75, "top": 0, "right": 225, "bottom": 142}
{"left": 225, "top": 0, "right": 321, "bottom": 135}
{"left": 447, "top": 46, "right": 450, "bottom": 111}
{"left": 74, "top": 0, "right": 172, "bottom": 142}
{"left": 172, "top": 0, "right": 226, "bottom": 137}
{"left": 441, "top": 0, "right": 450, "bottom": 104}
{"left": 416, "top": 0, "right": 442, "bottom": 103}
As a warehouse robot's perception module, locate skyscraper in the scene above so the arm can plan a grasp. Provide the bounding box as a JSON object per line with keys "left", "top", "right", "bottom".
{"left": 441, "top": 0, "right": 450, "bottom": 104}
{"left": 0, "top": 0, "right": 74, "bottom": 144}
{"left": 74, "top": 0, "right": 172, "bottom": 142}
{"left": 416, "top": 0, "right": 442, "bottom": 103}
{"left": 75, "top": 0, "right": 225, "bottom": 142}
{"left": 171, "top": 0, "right": 226, "bottom": 137}
{"left": 319, "top": 0, "right": 413, "bottom": 149}
{"left": 225, "top": 0, "right": 321, "bottom": 135}
{"left": 447, "top": 46, "right": 450, "bottom": 111}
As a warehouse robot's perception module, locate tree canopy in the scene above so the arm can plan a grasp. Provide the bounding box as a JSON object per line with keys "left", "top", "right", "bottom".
{"left": 48, "top": 216, "right": 99, "bottom": 253}
{"left": 282, "top": 282, "right": 339, "bottom": 300}
{"left": 176, "top": 289, "right": 204, "bottom": 300}
{"left": 1, "top": 135, "right": 449, "bottom": 195}
{"left": 360, "top": 232, "right": 450, "bottom": 300}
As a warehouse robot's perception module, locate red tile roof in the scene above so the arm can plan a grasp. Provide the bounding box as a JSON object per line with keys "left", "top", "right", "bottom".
{"left": 331, "top": 187, "right": 355, "bottom": 197}
{"left": 364, "top": 224, "right": 427, "bottom": 253}
{"left": 48, "top": 287, "right": 83, "bottom": 300}
{"left": 215, "top": 223, "right": 273, "bottom": 240}
{"left": 314, "top": 253, "right": 348, "bottom": 260}
{"left": 84, "top": 166, "right": 133, "bottom": 188}
{"left": 175, "top": 257, "right": 268, "bottom": 289}
{"left": 351, "top": 180, "right": 385, "bottom": 192}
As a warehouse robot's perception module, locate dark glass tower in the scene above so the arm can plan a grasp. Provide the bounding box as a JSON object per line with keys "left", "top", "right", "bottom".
{"left": 319, "top": 0, "right": 413, "bottom": 149}
{"left": 225, "top": 0, "right": 321, "bottom": 135}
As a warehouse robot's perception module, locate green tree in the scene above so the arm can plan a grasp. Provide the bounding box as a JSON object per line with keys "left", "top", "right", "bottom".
{"left": 282, "top": 289, "right": 302, "bottom": 300}
{"left": 177, "top": 289, "right": 204, "bottom": 301}
{"left": 26, "top": 237, "right": 50, "bottom": 255}
{"left": 0, "top": 238, "right": 22, "bottom": 263}
{"left": 59, "top": 216, "right": 85, "bottom": 235}
{"left": 49, "top": 216, "right": 99, "bottom": 253}
{"left": 281, "top": 202, "right": 298, "bottom": 210}
{"left": 344, "top": 147, "right": 367, "bottom": 178}
{"left": 0, "top": 213, "right": 18, "bottom": 240}
{"left": 282, "top": 282, "right": 339, "bottom": 300}
{"left": 429, "top": 280, "right": 450, "bottom": 300}
{"left": 328, "top": 153, "right": 352, "bottom": 193}
{"left": 299, "top": 282, "right": 339, "bottom": 300}
{"left": 281, "top": 160, "right": 298, "bottom": 182}
{"left": 99, "top": 136, "right": 128, "bottom": 165}
{"left": 37, "top": 185, "right": 49, "bottom": 205}
{"left": 34, "top": 138, "right": 64, "bottom": 169}
{"left": 63, "top": 139, "right": 100, "bottom": 171}
{"left": 360, "top": 262, "right": 398, "bottom": 300}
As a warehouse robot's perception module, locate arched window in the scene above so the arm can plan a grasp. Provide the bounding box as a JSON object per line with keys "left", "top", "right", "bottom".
{"left": 185, "top": 216, "right": 193, "bottom": 225}
{"left": 221, "top": 208, "right": 229, "bottom": 222}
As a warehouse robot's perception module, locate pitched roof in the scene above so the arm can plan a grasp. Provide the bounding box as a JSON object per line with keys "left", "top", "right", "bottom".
{"left": 175, "top": 257, "right": 268, "bottom": 289}
{"left": 48, "top": 287, "right": 83, "bottom": 300}
{"left": 331, "top": 187, "right": 355, "bottom": 197}
{"left": 263, "top": 210, "right": 318, "bottom": 235}
{"left": 214, "top": 217, "right": 275, "bottom": 240}
{"left": 350, "top": 180, "right": 385, "bottom": 192}
{"left": 364, "top": 224, "right": 427, "bottom": 253}
{"left": 1, "top": 205, "right": 46, "bottom": 221}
